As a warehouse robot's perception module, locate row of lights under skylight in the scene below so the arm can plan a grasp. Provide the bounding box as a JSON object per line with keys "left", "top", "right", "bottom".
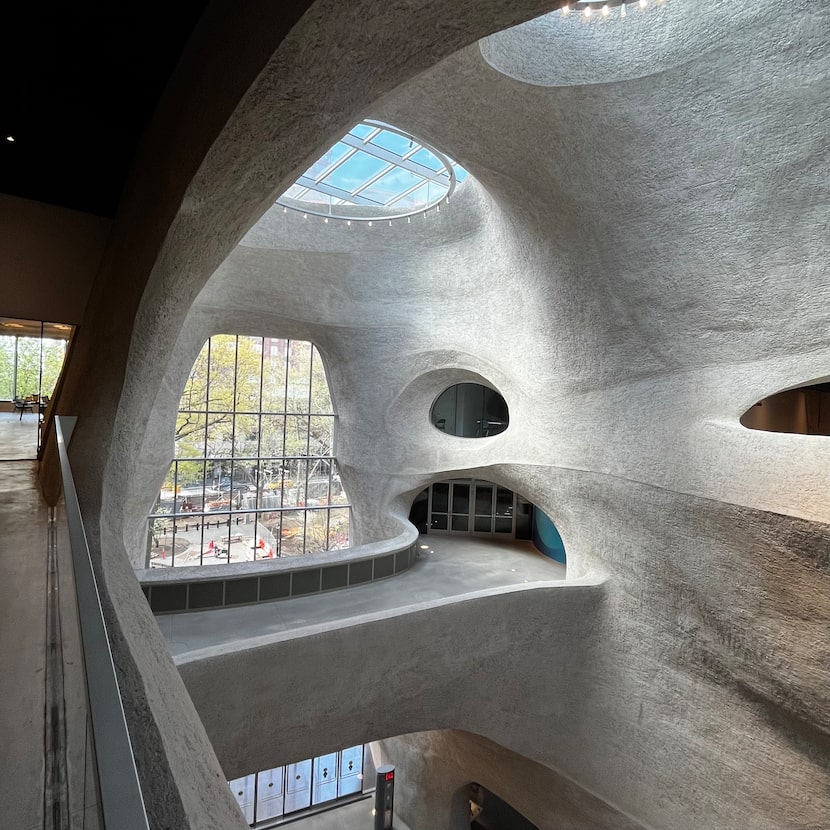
{"left": 281, "top": 198, "right": 453, "bottom": 227}
{"left": 562, "top": 0, "right": 666, "bottom": 18}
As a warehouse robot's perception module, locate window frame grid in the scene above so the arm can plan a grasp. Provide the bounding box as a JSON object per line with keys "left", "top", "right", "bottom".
{"left": 147, "top": 336, "right": 349, "bottom": 567}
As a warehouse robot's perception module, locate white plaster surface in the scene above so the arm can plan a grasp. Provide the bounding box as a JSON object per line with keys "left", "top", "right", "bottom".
{"left": 42, "top": 0, "right": 830, "bottom": 828}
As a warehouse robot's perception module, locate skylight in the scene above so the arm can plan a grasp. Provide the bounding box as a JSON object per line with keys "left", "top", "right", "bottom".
{"left": 277, "top": 121, "right": 468, "bottom": 221}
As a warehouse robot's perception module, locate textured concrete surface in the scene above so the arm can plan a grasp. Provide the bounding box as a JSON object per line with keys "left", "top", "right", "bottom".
{"left": 177, "top": 479, "right": 828, "bottom": 829}
{"left": 32, "top": 0, "right": 830, "bottom": 828}
{"left": 160, "top": 537, "right": 565, "bottom": 657}
{"left": 0, "top": 464, "right": 99, "bottom": 830}
{"left": 379, "top": 730, "right": 648, "bottom": 830}
{"left": 0, "top": 463, "right": 47, "bottom": 830}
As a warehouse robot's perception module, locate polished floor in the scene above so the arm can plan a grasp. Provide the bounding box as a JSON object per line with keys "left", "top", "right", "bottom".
{"left": 0, "top": 460, "right": 96, "bottom": 830}
{"left": 288, "top": 796, "right": 411, "bottom": 830}
{"left": 159, "top": 536, "right": 566, "bottom": 659}
{"left": 0, "top": 410, "right": 40, "bottom": 461}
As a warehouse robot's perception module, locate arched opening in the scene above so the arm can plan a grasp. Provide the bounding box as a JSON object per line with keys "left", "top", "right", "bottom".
{"left": 740, "top": 381, "right": 830, "bottom": 436}
{"left": 467, "top": 782, "right": 539, "bottom": 830}
{"left": 409, "top": 479, "right": 565, "bottom": 564}
{"left": 146, "top": 334, "right": 350, "bottom": 567}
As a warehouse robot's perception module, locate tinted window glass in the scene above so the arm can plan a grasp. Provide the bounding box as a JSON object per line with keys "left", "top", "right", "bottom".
{"left": 431, "top": 383, "right": 508, "bottom": 437}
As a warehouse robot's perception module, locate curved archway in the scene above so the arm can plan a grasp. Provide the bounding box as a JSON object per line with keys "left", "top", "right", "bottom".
{"left": 409, "top": 478, "right": 565, "bottom": 565}
{"left": 468, "top": 781, "right": 539, "bottom": 830}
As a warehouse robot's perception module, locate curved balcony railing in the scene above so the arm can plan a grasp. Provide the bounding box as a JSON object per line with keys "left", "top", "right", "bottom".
{"left": 137, "top": 527, "right": 419, "bottom": 614}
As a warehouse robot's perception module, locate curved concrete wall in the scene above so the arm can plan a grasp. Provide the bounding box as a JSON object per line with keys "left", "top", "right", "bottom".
{"left": 176, "top": 476, "right": 828, "bottom": 830}
{"left": 48, "top": 0, "right": 830, "bottom": 827}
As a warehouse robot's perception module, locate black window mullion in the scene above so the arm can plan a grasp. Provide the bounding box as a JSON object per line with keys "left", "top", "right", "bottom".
{"left": 256, "top": 339, "right": 265, "bottom": 513}
{"left": 223, "top": 336, "right": 240, "bottom": 555}
{"left": 171, "top": 460, "right": 179, "bottom": 566}
{"left": 303, "top": 346, "right": 314, "bottom": 553}
{"left": 199, "top": 338, "right": 213, "bottom": 564}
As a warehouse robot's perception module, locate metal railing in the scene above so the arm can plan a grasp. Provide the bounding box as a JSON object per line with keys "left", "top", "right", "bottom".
{"left": 54, "top": 416, "right": 151, "bottom": 830}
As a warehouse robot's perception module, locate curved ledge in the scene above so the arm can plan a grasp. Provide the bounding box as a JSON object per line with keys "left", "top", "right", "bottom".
{"left": 479, "top": 0, "right": 768, "bottom": 87}
{"left": 137, "top": 527, "right": 418, "bottom": 615}
{"left": 175, "top": 577, "right": 607, "bottom": 779}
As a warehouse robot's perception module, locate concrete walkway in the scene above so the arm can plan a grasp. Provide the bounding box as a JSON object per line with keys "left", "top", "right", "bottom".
{"left": 158, "top": 537, "right": 566, "bottom": 660}
{"left": 0, "top": 461, "right": 47, "bottom": 830}
{"left": 0, "top": 410, "right": 39, "bottom": 460}
{"left": 0, "top": 460, "right": 99, "bottom": 830}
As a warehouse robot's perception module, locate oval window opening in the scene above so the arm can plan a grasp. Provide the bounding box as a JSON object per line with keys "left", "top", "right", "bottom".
{"left": 431, "top": 383, "right": 508, "bottom": 438}
{"left": 741, "top": 381, "right": 830, "bottom": 436}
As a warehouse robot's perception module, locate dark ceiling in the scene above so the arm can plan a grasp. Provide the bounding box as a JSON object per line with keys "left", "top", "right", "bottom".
{"left": 0, "top": 2, "right": 208, "bottom": 218}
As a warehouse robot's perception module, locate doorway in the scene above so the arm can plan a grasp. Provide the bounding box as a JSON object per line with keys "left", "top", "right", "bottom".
{"left": 229, "top": 744, "right": 365, "bottom": 824}
{"left": 423, "top": 479, "right": 517, "bottom": 538}
{"left": 0, "top": 317, "right": 73, "bottom": 460}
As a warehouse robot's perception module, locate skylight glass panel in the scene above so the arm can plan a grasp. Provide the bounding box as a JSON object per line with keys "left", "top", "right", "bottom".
{"left": 349, "top": 124, "right": 377, "bottom": 140}
{"left": 295, "top": 190, "right": 331, "bottom": 206}
{"left": 359, "top": 168, "right": 423, "bottom": 204}
{"left": 407, "top": 147, "right": 446, "bottom": 173}
{"left": 305, "top": 142, "right": 352, "bottom": 182}
{"left": 322, "top": 152, "right": 391, "bottom": 199}
{"left": 389, "top": 181, "right": 448, "bottom": 210}
{"left": 369, "top": 129, "right": 415, "bottom": 156}
{"left": 277, "top": 120, "right": 468, "bottom": 220}
{"left": 282, "top": 183, "right": 307, "bottom": 200}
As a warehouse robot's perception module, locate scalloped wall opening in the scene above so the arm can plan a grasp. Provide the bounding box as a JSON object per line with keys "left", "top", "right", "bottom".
{"left": 740, "top": 382, "right": 830, "bottom": 436}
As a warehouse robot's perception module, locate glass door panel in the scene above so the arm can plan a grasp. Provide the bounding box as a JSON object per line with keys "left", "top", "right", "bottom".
{"left": 312, "top": 752, "right": 338, "bottom": 805}
{"left": 285, "top": 759, "right": 312, "bottom": 813}
{"left": 473, "top": 483, "right": 494, "bottom": 535}
{"left": 429, "top": 482, "right": 449, "bottom": 533}
{"left": 229, "top": 774, "right": 256, "bottom": 824}
{"left": 256, "top": 767, "right": 285, "bottom": 821}
{"left": 495, "top": 487, "right": 515, "bottom": 535}
{"left": 450, "top": 482, "right": 469, "bottom": 533}
{"left": 426, "top": 480, "right": 517, "bottom": 538}
{"left": 338, "top": 745, "right": 364, "bottom": 797}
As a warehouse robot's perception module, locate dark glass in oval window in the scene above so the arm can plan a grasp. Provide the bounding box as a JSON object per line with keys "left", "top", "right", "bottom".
{"left": 431, "top": 383, "right": 508, "bottom": 438}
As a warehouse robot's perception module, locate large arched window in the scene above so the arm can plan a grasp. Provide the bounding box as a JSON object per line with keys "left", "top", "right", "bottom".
{"left": 146, "top": 335, "right": 349, "bottom": 567}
